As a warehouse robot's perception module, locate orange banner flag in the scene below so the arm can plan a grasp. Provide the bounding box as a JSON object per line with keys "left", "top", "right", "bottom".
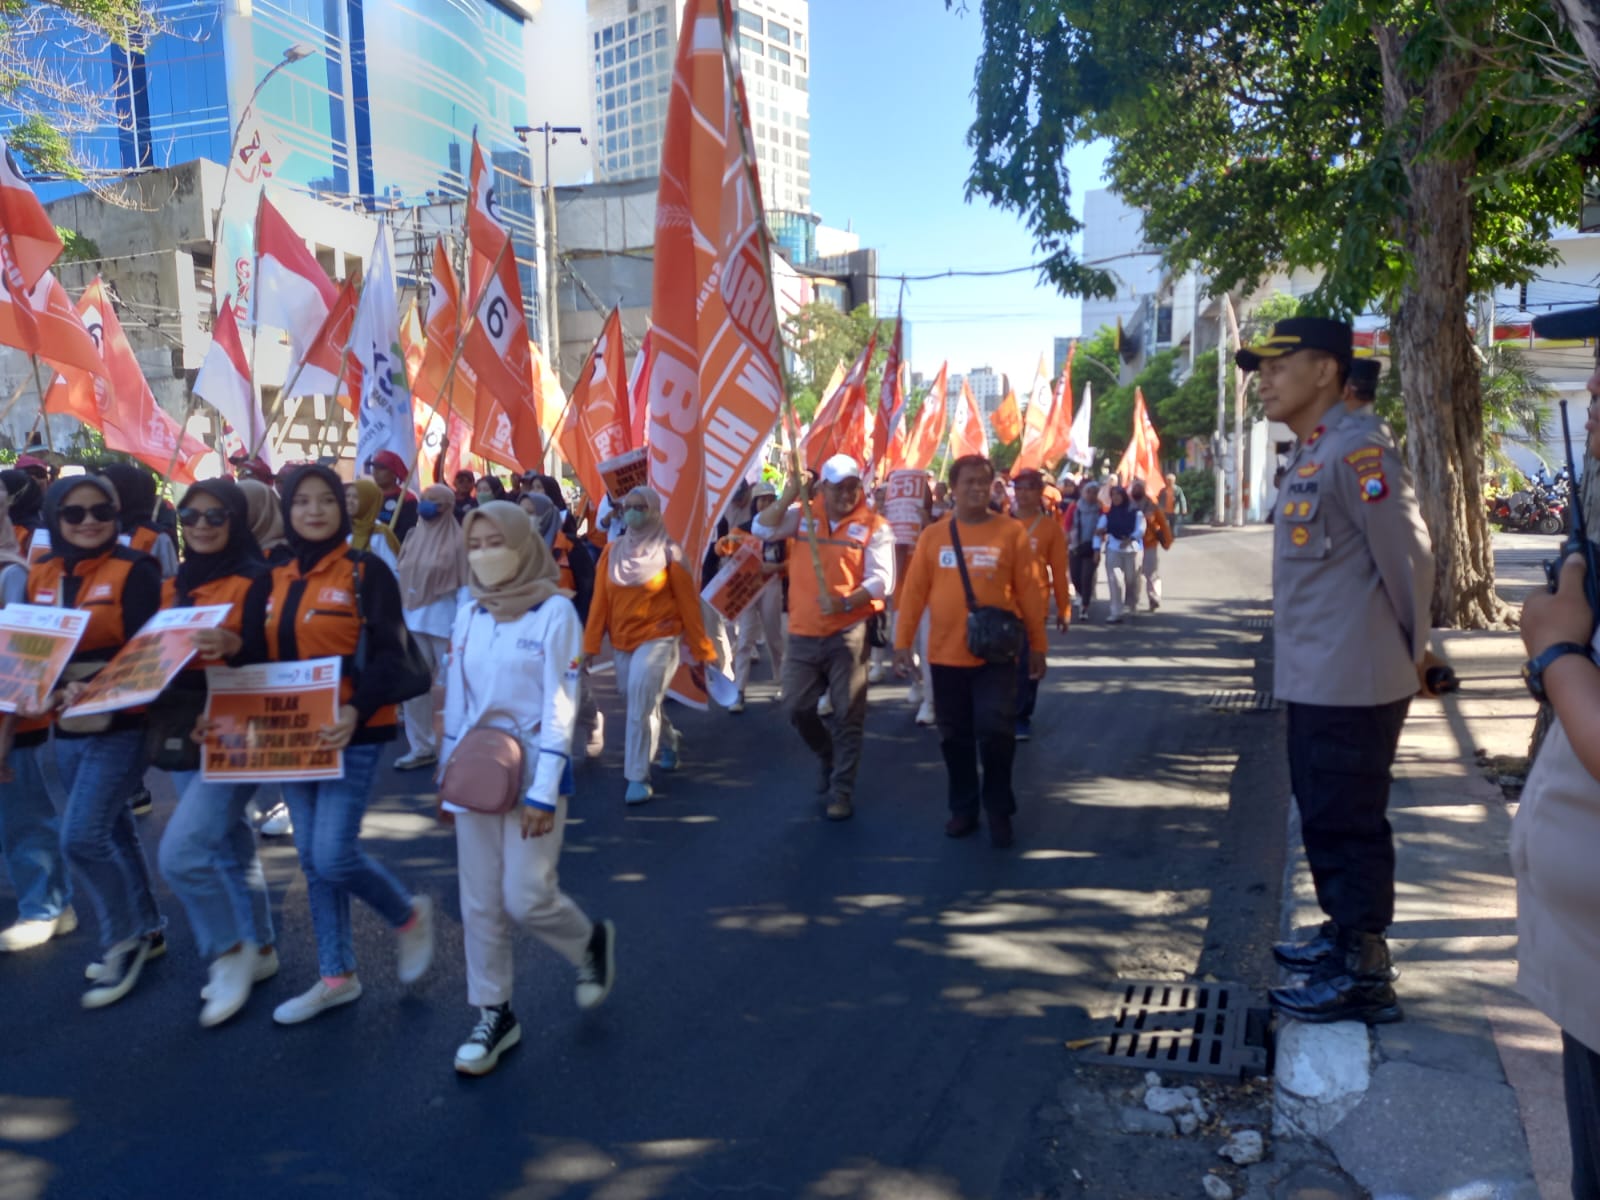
{"left": 802, "top": 334, "right": 875, "bottom": 474}
{"left": 648, "top": 0, "right": 785, "bottom": 572}
{"left": 559, "top": 308, "right": 629, "bottom": 507}
{"left": 2, "top": 271, "right": 107, "bottom": 378}
{"left": 899, "top": 362, "right": 948, "bottom": 473}
{"left": 990, "top": 387, "right": 1022, "bottom": 446}
{"left": 949, "top": 378, "right": 989, "bottom": 461}
{"left": 1039, "top": 345, "right": 1075, "bottom": 470}
{"left": 1116, "top": 386, "right": 1165, "bottom": 497}
{"left": 418, "top": 237, "right": 477, "bottom": 425}
{"left": 872, "top": 318, "right": 903, "bottom": 472}
{"left": 1011, "top": 355, "right": 1053, "bottom": 478}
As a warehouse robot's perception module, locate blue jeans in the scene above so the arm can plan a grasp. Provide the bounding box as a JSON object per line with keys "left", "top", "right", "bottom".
{"left": 55, "top": 730, "right": 163, "bottom": 952}
{"left": 158, "top": 772, "right": 274, "bottom": 960}
{"left": 0, "top": 743, "right": 69, "bottom": 921}
{"left": 281, "top": 743, "right": 414, "bottom": 978}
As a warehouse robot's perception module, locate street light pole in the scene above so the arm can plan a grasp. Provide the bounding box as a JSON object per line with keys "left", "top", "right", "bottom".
{"left": 515, "top": 122, "right": 585, "bottom": 387}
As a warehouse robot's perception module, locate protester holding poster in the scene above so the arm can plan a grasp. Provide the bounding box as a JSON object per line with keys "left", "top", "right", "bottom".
{"left": 149, "top": 479, "right": 280, "bottom": 1029}
{"left": 236, "top": 465, "right": 435, "bottom": 1025}
{"left": 26, "top": 476, "right": 166, "bottom": 1005}
{"left": 582, "top": 486, "right": 715, "bottom": 806}
{"left": 441, "top": 501, "right": 617, "bottom": 1076}
{"left": 723, "top": 481, "right": 787, "bottom": 714}
{"left": 754, "top": 455, "right": 896, "bottom": 823}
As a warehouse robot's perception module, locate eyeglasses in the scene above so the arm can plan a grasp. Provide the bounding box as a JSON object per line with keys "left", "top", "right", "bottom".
{"left": 60, "top": 503, "right": 117, "bottom": 525}
{"left": 178, "top": 507, "right": 230, "bottom": 528}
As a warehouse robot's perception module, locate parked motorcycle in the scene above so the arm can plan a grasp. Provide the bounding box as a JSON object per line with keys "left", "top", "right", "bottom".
{"left": 1487, "top": 488, "right": 1567, "bottom": 535}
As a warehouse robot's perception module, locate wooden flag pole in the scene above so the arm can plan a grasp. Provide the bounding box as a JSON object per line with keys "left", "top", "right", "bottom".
{"left": 26, "top": 356, "right": 55, "bottom": 454}
{"left": 0, "top": 375, "right": 31, "bottom": 428}
{"left": 156, "top": 391, "right": 203, "bottom": 512}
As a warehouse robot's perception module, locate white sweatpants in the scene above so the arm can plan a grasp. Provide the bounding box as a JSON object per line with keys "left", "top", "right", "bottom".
{"left": 733, "top": 582, "right": 785, "bottom": 693}
{"left": 613, "top": 636, "right": 680, "bottom": 783}
{"left": 454, "top": 799, "right": 593, "bottom": 1009}
{"left": 401, "top": 631, "right": 448, "bottom": 757}
{"left": 1141, "top": 545, "right": 1162, "bottom": 609}
{"left": 1105, "top": 549, "right": 1140, "bottom": 620}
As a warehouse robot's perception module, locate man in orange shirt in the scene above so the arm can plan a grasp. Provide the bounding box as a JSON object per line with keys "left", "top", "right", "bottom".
{"left": 894, "top": 455, "right": 1047, "bottom": 848}
{"left": 755, "top": 455, "right": 896, "bottom": 822}
{"left": 1011, "top": 470, "right": 1070, "bottom": 740}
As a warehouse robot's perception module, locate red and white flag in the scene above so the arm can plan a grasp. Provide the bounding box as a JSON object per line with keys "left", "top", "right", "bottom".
{"left": 949, "top": 377, "right": 989, "bottom": 461}
{"left": 898, "top": 361, "right": 948, "bottom": 472}
{"left": 194, "top": 297, "right": 271, "bottom": 465}
{"left": 285, "top": 278, "right": 359, "bottom": 406}
{"left": 255, "top": 195, "right": 339, "bottom": 393}
{"left": 649, "top": 0, "right": 785, "bottom": 572}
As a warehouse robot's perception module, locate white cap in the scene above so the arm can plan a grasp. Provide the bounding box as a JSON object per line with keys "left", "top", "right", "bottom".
{"left": 820, "top": 454, "right": 862, "bottom": 485}
{"left": 751, "top": 480, "right": 778, "bottom": 499}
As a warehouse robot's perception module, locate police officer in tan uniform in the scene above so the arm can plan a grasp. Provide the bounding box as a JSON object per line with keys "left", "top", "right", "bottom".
{"left": 1238, "top": 317, "right": 1435, "bottom": 1024}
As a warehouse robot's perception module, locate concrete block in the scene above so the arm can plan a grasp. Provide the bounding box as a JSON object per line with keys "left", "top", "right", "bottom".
{"left": 1272, "top": 1020, "right": 1372, "bottom": 1140}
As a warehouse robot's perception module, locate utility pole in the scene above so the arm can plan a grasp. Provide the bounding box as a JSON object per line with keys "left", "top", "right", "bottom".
{"left": 1214, "top": 300, "right": 1227, "bottom": 526}
{"left": 1224, "top": 294, "right": 1245, "bottom": 526}
{"left": 515, "top": 123, "right": 585, "bottom": 388}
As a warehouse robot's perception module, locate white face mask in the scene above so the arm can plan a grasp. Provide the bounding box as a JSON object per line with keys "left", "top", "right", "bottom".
{"left": 468, "top": 546, "right": 521, "bottom": 587}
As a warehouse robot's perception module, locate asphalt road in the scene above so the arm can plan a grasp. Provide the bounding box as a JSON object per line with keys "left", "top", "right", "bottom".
{"left": 0, "top": 526, "right": 1283, "bottom": 1200}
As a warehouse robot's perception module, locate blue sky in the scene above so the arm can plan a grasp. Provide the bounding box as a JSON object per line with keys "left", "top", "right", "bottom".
{"left": 806, "top": 0, "right": 1109, "bottom": 384}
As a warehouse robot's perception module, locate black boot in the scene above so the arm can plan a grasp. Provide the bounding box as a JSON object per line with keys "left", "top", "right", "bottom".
{"left": 1270, "top": 930, "right": 1403, "bottom": 1025}
{"left": 1272, "top": 920, "right": 1340, "bottom": 972}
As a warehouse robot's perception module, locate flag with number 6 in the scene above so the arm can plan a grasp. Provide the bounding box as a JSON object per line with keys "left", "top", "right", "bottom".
{"left": 466, "top": 236, "right": 541, "bottom": 471}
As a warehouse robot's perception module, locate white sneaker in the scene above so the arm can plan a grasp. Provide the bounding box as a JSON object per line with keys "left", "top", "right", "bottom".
{"left": 202, "top": 945, "right": 279, "bottom": 1000}
{"left": 915, "top": 702, "right": 937, "bottom": 727}
{"left": 817, "top": 693, "right": 834, "bottom": 718}
{"left": 867, "top": 664, "right": 887, "bottom": 684}
{"left": 200, "top": 944, "right": 259, "bottom": 1028}
{"left": 82, "top": 935, "right": 151, "bottom": 1010}
{"left": 575, "top": 919, "right": 616, "bottom": 1011}
{"left": 259, "top": 803, "right": 292, "bottom": 837}
{"left": 0, "top": 906, "right": 77, "bottom": 953}
{"left": 273, "top": 976, "right": 363, "bottom": 1025}
{"left": 393, "top": 751, "right": 437, "bottom": 771}
{"left": 907, "top": 678, "right": 924, "bottom": 707}
{"left": 396, "top": 896, "right": 435, "bottom": 985}
{"left": 585, "top": 710, "right": 605, "bottom": 759}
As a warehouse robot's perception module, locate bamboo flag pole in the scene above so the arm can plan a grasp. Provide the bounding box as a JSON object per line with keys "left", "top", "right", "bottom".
{"left": 26, "top": 356, "right": 55, "bottom": 454}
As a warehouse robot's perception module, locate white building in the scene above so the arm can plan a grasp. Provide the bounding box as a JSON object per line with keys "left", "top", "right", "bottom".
{"left": 966, "top": 366, "right": 1003, "bottom": 416}
{"left": 584, "top": 0, "right": 811, "bottom": 214}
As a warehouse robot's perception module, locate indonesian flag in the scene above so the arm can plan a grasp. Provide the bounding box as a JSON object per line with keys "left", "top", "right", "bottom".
{"left": 872, "top": 317, "right": 904, "bottom": 473}
{"left": 350, "top": 219, "right": 420, "bottom": 475}
{"left": 990, "top": 386, "right": 1022, "bottom": 446}
{"left": 649, "top": 0, "right": 786, "bottom": 573}
{"left": 194, "top": 297, "right": 271, "bottom": 464}
{"left": 1066, "top": 380, "right": 1095, "bottom": 468}
{"left": 1117, "top": 386, "right": 1165, "bottom": 498}
{"left": 255, "top": 194, "right": 339, "bottom": 393}
{"left": 285, "top": 278, "right": 359, "bottom": 406}
{"left": 417, "top": 237, "right": 477, "bottom": 424}
{"left": 1039, "top": 345, "right": 1076, "bottom": 470}
{"left": 802, "top": 334, "right": 875, "bottom": 474}
{"left": 626, "top": 327, "right": 653, "bottom": 451}
{"left": 1, "top": 271, "right": 107, "bottom": 377}
{"left": 949, "top": 377, "right": 988, "bottom": 461}
{"left": 899, "top": 361, "right": 948, "bottom": 472}
{"left": 1011, "top": 355, "right": 1054, "bottom": 478}
{"left": 0, "top": 139, "right": 63, "bottom": 291}
{"left": 559, "top": 307, "right": 629, "bottom": 507}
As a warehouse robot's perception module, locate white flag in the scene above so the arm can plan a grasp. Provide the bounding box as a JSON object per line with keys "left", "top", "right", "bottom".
{"left": 351, "top": 218, "right": 419, "bottom": 475}
{"left": 1066, "top": 381, "right": 1095, "bottom": 468}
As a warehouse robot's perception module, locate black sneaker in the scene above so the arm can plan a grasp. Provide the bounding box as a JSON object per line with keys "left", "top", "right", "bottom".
{"left": 129, "top": 788, "right": 153, "bottom": 817}
{"left": 575, "top": 919, "right": 616, "bottom": 1011}
{"left": 454, "top": 1005, "right": 521, "bottom": 1076}
{"left": 82, "top": 936, "right": 152, "bottom": 1009}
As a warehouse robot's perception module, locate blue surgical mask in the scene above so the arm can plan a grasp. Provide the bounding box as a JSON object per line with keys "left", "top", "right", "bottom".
{"left": 418, "top": 500, "right": 441, "bottom": 520}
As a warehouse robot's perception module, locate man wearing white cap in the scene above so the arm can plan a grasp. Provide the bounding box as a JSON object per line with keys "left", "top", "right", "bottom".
{"left": 756, "top": 454, "right": 896, "bottom": 820}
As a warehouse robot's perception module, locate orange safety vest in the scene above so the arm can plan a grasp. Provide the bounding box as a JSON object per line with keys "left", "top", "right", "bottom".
{"left": 785, "top": 497, "right": 886, "bottom": 639}
{"left": 553, "top": 531, "right": 577, "bottom": 593}
{"left": 24, "top": 546, "right": 146, "bottom": 734}
{"left": 162, "top": 573, "right": 258, "bottom": 640}
{"left": 128, "top": 525, "right": 162, "bottom": 555}
{"left": 263, "top": 549, "right": 397, "bottom": 729}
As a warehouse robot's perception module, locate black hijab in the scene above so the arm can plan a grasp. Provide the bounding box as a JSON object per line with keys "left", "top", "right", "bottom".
{"left": 279, "top": 464, "right": 353, "bottom": 572}
{"left": 1104, "top": 490, "right": 1138, "bottom": 540}
{"left": 41, "top": 475, "right": 121, "bottom": 568}
{"left": 99, "top": 463, "right": 158, "bottom": 532}
{"left": 0, "top": 469, "right": 42, "bottom": 530}
{"left": 174, "top": 478, "right": 264, "bottom": 601}
{"left": 478, "top": 476, "right": 508, "bottom": 501}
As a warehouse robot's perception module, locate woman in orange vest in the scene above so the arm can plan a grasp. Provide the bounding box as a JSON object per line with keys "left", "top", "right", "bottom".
{"left": 24, "top": 475, "right": 166, "bottom": 1005}
{"left": 582, "top": 486, "right": 714, "bottom": 805}
{"left": 235, "top": 464, "right": 435, "bottom": 1025}
{"left": 150, "top": 479, "right": 280, "bottom": 1028}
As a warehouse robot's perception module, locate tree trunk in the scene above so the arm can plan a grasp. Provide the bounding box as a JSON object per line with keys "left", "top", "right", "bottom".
{"left": 1376, "top": 18, "right": 1511, "bottom": 629}
{"left": 1554, "top": 0, "right": 1600, "bottom": 81}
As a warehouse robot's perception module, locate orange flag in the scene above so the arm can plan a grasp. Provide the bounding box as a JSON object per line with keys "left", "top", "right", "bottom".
{"left": 990, "top": 387, "right": 1022, "bottom": 445}
{"left": 802, "top": 334, "right": 875, "bottom": 474}
{"left": 899, "top": 362, "right": 948, "bottom": 472}
{"left": 1010, "top": 356, "right": 1052, "bottom": 477}
{"left": 0, "top": 141, "right": 63, "bottom": 290}
{"left": 1116, "top": 387, "right": 1165, "bottom": 497}
{"left": 648, "top": 0, "right": 785, "bottom": 573}
{"left": 872, "top": 318, "right": 903, "bottom": 472}
{"left": 287, "top": 278, "right": 360, "bottom": 409}
{"left": 418, "top": 237, "right": 477, "bottom": 425}
{"left": 1039, "top": 345, "right": 1075, "bottom": 470}
{"left": 559, "top": 308, "right": 629, "bottom": 506}
{"left": 949, "top": 378, "right": 989, "bottom": 461}
{"left": 1, "top": 271, "right": 107, "bottom": 378}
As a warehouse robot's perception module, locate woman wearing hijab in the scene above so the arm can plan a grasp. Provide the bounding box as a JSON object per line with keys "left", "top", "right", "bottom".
{"left": 393, "top": 484, "right": 468, "bottom": 771}
{"left": 526, "top": 492, "right": 603, "bottom": 760}
{"left": 1097, "top": 484, "right": 1145, "bottom": 624}
{"left": 346, "top": 478, "right": 400, "bottom": 573}
{"left": 16, "top": 476, "right": 164, "bottom": 1003}
{"left": 100, "top": 462, "right": 179, "bottom": 579}
{"left": 153, "top": 479, "right": 279, "bottom": 1027}
{"left": 0, "top": 478, "right": 75, "bottom": 952}
{"left": 0, "top": 468, "right": 43, "bottom": 559}
{"left": 235, "top": 465, "right": 435, "bottom": 1024}
{"left": 240, "top": 478, "right": 289, "bottom": 563}
{"left": 582, "top": 486, "right": 714, "bottom": 805}
{"left": 440, "top": 501, "right": 616, "bottom": 1075}
{"left": 475, "top": 475, "right": 509, "bottom": 505}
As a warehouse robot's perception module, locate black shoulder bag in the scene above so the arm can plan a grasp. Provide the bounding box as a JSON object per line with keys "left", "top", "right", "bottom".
{"left": 352, "top": 553, "right": 434, "bottom": 705}
{"left": 948, "top": 519, "right": 1026, "bottom": 665}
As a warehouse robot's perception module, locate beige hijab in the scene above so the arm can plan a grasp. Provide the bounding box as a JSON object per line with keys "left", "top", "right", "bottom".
{"left": 461, "top": 500, "right": 570, "bottom": 622}
{"left": 397, "top": 484, "right": 468, "bottom": 610}
{"left": 607, "top": 485, "right": 682, "bottom": 588}
{"left": 239, "top": 479, "right": 285, "bottom": 554}
{"left": 0, "top": 480, "right": 26, "bottom": 570}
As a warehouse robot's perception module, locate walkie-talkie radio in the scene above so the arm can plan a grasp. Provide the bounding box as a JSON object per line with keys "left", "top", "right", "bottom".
{"left": 1542, "top": 399, "right": 1600, "bottom": 628}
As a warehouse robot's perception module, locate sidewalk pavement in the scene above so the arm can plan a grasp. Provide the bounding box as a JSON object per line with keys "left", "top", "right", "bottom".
{"left": 1272, "top": 541, "right": 1571, "bottom": 1199}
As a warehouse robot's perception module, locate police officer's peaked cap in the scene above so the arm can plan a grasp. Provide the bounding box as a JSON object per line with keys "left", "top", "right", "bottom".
{"left": 1348, "top": 358, "right": 1381, "bottom": 393}
{"left": 1235, "top": 317, "right": 1354, "bottom": 372}
{"left": 1531, "top": 304, "right": 1600, "bottom": 341}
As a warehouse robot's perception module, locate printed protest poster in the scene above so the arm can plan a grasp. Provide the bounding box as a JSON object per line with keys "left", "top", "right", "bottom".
{"left": 201, "top": 657, "right": 343, "bottom": 783}
{"left": 884, "top": 469, "right": 928, "bottom": 547}
{"left": 59, "top": 606, "right": 231, "bottom": 718}
{"left": 701, "top": 538, "right": 768, "bottom": 623}
{"left": 598, "top": 447, "right": 648, "bottom": 501}
{"left": 0, "top": 605, "right": 89, "bottom": 714}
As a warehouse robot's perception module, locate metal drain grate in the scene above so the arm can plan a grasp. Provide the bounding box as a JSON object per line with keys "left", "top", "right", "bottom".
{"left": 1206, "top": 689, "right": 1280, "bottom": 712}
{"left": 1076, "top": 981, "right": 1270, "bottom": 1079}
{"left": 1244, "top": 617, "right": 1272, "bottom": 631}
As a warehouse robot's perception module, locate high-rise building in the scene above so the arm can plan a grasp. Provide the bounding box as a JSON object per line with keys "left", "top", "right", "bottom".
{"left": 586, "top": 0, "right": 811, "bottom": 213}
{"left": 966, "top": 366, "right": 1003, "bottom": 416}
{"left": 1054, "top": 336, "right": 1074, "bottom": 380}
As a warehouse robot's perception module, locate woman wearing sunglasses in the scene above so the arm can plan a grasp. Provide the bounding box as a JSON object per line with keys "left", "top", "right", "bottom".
{"left": 582, "top": 486, "right": 714, "bottom": 805}
{"left": 18, "top": 476, "right": 165, "bottom": 1006}
{"left": 235, "top": 465, "right": 434, "bottom": 1025}
{"left": 154, "top": 480, "right": 279, "bottom": 1027}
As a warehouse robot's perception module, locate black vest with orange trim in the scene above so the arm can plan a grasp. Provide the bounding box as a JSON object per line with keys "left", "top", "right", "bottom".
{"left": 263, "top": 548, "right": 397, "bottom": 731}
